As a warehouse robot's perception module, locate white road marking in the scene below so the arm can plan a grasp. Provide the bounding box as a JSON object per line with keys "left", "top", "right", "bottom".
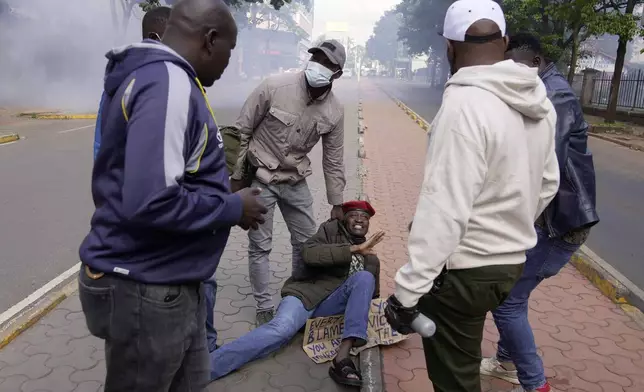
{"left": 0, "top": 262, "right": 80, "bottom": 327}
{"left": 0, "top": 140, "right": 19, "bottom": 147}
{"left": 58, "top": 124, "right": 94, "bottom": 134}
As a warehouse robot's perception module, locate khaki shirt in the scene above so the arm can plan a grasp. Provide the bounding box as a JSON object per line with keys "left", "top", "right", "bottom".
{"left": 232, "top": 71, "right": 346, "bottom": 205}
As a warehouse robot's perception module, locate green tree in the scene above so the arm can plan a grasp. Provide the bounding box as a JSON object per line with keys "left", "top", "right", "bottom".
{"left": 396, "top": 0, "right": 451, "bottom": 83}
{"left": 135, "top": 0, "right": 311, "bottom": 43}
{"left": 502, "top": 0, "right": 642, "bottom": 83}
{"left": 138, "top": 0, "right": 308, "bottom": 11}
{"left": 396, "top": 0, "right": 450, "bottom": 56}
{"left": 366, "top": 10, "right": 402, "bottom": 73}
{"left": 604, "top": 0, "right": 643, "bottom": 121}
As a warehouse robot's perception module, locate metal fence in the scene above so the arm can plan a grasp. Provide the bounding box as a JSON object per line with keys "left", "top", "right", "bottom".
{"left": 591, "top": 70, "right": 644, "bottom": 110}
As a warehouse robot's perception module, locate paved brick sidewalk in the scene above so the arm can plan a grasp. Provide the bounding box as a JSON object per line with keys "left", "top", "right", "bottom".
{"left": 359, "top": 80, "right": 644, "bottom": 392}
{"left": 0, "top": 101, "right": 361, "bottom": 392}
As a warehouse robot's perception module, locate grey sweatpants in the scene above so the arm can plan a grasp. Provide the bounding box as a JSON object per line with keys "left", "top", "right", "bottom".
{"left": 248, "top": 179, "right": 317, "bottom": 311}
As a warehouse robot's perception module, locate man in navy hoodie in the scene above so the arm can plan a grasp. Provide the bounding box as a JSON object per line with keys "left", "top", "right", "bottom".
{"left": 78, "top": 0, "right": 267, "bottom": 391}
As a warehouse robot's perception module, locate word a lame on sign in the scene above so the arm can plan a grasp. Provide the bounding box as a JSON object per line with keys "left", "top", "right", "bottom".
{"left": 301, "top": 298, "right": 408, "bottom": 364}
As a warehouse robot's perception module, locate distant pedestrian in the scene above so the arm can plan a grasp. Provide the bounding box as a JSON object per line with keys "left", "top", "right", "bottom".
{"left": 93, "top": 5, "right": 171, "bottom": 160}
{"left": 228, "top": 39, "right": 348, "bottom": 326}
{"left": 480, "top": 32, "right": 599, "bottom": 392}
{"left": 78, "top": 0, "right": 266, "bottom": 391}
{"left": 384, "top": 1, "right": 560, "bottom": 391}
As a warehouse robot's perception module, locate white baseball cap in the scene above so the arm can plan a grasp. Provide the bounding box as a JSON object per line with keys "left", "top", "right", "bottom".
{"left": 442, "top": 0, "right": 506, "bottom": 43}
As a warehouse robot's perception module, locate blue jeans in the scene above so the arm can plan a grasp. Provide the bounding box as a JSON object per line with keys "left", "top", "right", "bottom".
{"left": 492, "top": 226, "right": 580, "bottom": 390}
{"left": 210, "top": 271, "right": 375, "bottom": 380}
{"left": 204, "top": 274, "right": 218, "bottom": 353}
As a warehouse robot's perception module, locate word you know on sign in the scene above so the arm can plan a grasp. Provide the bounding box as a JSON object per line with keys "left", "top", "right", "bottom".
{"left": 302, "top": 298, "right": 408, "bottom": 364}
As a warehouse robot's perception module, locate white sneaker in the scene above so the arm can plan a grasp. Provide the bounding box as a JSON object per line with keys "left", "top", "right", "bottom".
{"left": 480, "top": 357, "right": 520, "bottom": 384}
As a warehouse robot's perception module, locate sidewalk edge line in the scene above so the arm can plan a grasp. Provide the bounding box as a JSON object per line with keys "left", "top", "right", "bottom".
{"left": 589, "top": 132, "right": 644, "bottom": 152}
{"left": 0, "top": 292, "right": 67, "bottom": 350}
{"left": 356, "top": 88, "right": 384, "bottom": 392}
{"left": 376, "top": 81, "right": 644, "bottom": 323}
{"left": 374, "top": 83, "right": 431, "bottom": 134}
{"left": 0, "top": 133, "right": 20, "bottom": 145}
{"left": 571, "top": 246, "right": 644, "bottom": 315}
{"left": 0, "top": 263, "right": 80, "bottom": 349}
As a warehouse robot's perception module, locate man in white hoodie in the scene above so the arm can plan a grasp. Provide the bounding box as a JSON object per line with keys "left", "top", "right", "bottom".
{"left": 384, "top": 1, "right": 560, "bottom": 391}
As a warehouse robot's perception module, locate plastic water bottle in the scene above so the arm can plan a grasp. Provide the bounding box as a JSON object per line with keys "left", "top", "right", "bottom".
{"left": 410, "top": 313, "right": 436, "bottom": 338}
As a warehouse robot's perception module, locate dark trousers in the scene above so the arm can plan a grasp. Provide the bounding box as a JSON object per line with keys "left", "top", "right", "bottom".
{"left": 78, "top": 265, "right": 209, "bottom": 392}
{"left": 418, "top": 264, "right": 524, "bottom": 392}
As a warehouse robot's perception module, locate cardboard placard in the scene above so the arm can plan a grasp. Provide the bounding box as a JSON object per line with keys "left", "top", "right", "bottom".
{"left": 302, "top": 298, "right": 408, "bottom": 364}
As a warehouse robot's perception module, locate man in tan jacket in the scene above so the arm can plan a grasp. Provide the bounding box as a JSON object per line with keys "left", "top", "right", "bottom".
{"left": 230, "top": 39, "right": 347, "bottom": 326}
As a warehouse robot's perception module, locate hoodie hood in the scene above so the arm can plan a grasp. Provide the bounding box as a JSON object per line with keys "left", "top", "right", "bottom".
{"left": 446, "top": 60, "right": 550, "bottom": 120}
{"left": 103, "top": 41, "right": 196, "bottom": 97}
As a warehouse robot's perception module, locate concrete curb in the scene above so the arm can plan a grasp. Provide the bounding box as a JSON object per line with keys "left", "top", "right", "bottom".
{"left": 360, "top": 347, "right": 384, "bottom": 392}
{"left": 19, "top": 112, "right": 97, "bottom": 120}
{"left": 379, "top": 81, "right": 644, "bottom": 325}
{"left": 589, "top": 132, "right": 644, "bottom": 152}
{"left": 0, "top": 133, "right": 20, "bottom": 145}
{"left": 356, "top": 86, "right": 385, "bottom": 392}
{"left": 392, "top": 98, "right": 431, "bottom": 133}
{"left": 0, "top": 277, "right": 78, "bottom": 350}
{"left": 571, "top": 245, "right": 644, "bottom": 316}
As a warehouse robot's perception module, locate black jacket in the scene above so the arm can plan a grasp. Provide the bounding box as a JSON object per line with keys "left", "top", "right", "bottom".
{"left": 540, "top": 63, "right": 599, "bottom": 236}
{"left": 281, "top": 219, "right": 380, "bottom": 310}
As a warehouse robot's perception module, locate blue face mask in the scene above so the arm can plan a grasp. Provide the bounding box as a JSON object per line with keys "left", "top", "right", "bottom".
{"left": 304, "top": 61, "right": 335, "bottom": 88}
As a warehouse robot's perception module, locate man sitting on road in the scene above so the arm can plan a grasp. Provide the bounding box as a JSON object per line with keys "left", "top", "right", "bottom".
{"left": 480, "top": 32, "right": 599, "bottom": 392}
{"left": 210, "top": 200, "right": 384, "bottom": 388}
{"left": 93, "top": 5, "right": 171, "bottom": 159}
{"left": 229, "top": 39, "right": 348, "bottom": 327}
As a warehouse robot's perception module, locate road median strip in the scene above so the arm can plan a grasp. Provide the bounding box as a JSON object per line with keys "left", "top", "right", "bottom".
{"left": 378, "top": 81, "right": 644, "bottom": 319}
{"left": 0, "top": 133, "right": 20, "bottom": 145}
{"left": 19, "top": 112, "right": 97, "bottom": 120}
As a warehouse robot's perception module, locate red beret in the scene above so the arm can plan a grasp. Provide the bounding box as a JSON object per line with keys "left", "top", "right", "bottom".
{"left": 341, "top": 200, "right": 376, "bottom": 216}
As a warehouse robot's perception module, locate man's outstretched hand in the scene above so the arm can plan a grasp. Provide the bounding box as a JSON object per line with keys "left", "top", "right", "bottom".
{"left": 236, "top": 187, "right": 268, "bottom": 231}
{"left": 384, "top": 295, "right": 419, "bottom": 335}
{"left": 350, "top": 231, "right": 385, "bottom": 255}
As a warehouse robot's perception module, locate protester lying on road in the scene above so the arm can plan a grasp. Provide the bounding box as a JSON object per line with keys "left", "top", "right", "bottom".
{"left": 228, "top": 39, "right": 348, "bottom": 327}
{"left": 480, "top": 32, "right": 599, "bottom": 392}
{"left": 210, "top": 200, "right": 384, "bottom": 388}
{"left": 385, "top": 1, "right": 560, "bottom": 391}
{"left": 93, "top": 5, "right": 171, "bottom": 160}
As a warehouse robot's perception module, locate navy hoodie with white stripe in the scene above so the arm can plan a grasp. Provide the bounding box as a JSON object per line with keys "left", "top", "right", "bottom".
{"left": 79, "top": 42, "right": 242, "bottom": 284}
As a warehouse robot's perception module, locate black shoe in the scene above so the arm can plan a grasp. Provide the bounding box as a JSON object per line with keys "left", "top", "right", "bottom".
{"left": 255, "top": 309, "right": 274, "bottom": 327}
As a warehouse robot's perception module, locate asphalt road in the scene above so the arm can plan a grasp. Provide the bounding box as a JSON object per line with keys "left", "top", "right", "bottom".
{"left": 0, "top": 78, "right": 359, "bottom": 314}
{"left": 377, "top": 78, "right": 644, "bottom": 291}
